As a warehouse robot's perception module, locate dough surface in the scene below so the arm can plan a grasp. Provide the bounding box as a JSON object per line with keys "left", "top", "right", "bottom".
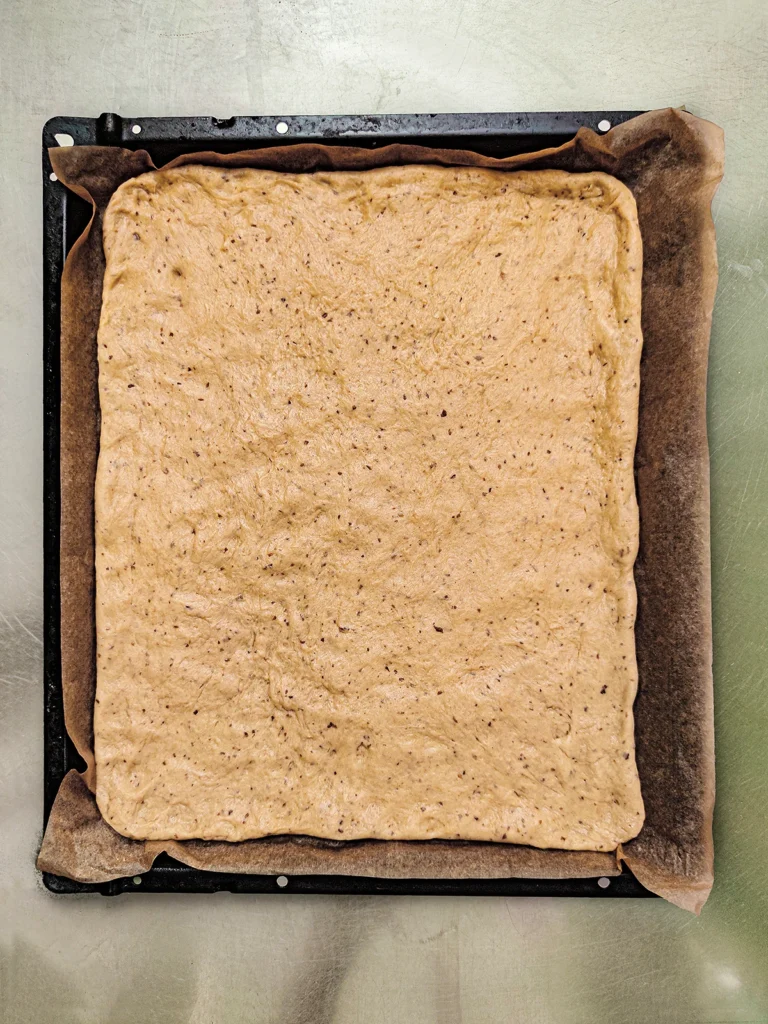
{"left": 94, "top": 163, "right": 644, "bottom": 849}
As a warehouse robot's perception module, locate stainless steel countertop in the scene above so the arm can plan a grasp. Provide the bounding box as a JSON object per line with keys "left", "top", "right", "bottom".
{"left": 2, "top": 1, "right": 767, "bottom": 1021}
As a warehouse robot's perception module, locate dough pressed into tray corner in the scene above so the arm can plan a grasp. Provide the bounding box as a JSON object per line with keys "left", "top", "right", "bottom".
{"left": 94, "top": 162, "right": 644, "bottom": 850}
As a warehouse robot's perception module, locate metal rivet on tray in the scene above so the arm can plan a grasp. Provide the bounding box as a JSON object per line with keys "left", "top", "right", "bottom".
{"left": 132, "top": 124, "right": 142, "bottom": 135}
{"left": 49, "top": 172, "right": 58, "bottom": 182}
{"left": 132, "top": 875, "right": 143, "bottom": 885}
{"left": 598, "top": 119, "right": 612, "bottom": 133}
{"left": 54, "top": 133, "right": 74, "bottom": 147}
{"left": 276, "top": 875, "right": 289, "bottom": 888}
{"left": 275, "top": 121, "right": 289, "bottom": 135}
{"left": 597, "top": 876, "right": 611, "bottom": 889}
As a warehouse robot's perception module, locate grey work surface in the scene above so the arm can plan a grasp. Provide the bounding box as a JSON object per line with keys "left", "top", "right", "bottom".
{"left": 1, "top": 0, "right": 767, "bottom": 1021}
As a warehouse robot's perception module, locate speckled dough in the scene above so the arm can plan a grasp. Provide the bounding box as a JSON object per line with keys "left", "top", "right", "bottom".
{"left": 94, "top": 163, "right": 644, "bottom": 849}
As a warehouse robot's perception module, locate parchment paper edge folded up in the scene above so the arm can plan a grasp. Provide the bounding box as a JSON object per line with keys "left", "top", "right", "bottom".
{"left": 37, "top": 107, "right": 723, "bottom": 913}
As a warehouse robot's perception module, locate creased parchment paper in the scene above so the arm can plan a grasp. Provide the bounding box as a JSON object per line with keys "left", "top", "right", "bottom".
{"left": 38, "top": 108, "right": 723, "bottom": 913}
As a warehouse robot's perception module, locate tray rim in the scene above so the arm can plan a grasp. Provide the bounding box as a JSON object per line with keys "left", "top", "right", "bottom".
{"left": 41, "top": 109, "right": 653, "bottom": 898}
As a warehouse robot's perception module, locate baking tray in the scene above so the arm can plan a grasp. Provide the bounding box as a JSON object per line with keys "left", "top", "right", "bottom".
{"left": 42, "top": 110, "right": 653, "bottom": 897}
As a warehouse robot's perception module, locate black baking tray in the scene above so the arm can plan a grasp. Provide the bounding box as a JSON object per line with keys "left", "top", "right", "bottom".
{"left": 42, "top": 110, "right": 653, "bottom": 897}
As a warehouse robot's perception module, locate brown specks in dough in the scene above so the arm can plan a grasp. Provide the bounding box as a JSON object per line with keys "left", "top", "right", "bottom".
{"left": 94, "top": 164, "right": 644, "bottom": 849}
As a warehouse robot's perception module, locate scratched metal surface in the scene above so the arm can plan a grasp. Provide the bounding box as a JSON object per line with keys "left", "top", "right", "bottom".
{"left": 2, "top": 1, "right": 767, "bottom": 1021}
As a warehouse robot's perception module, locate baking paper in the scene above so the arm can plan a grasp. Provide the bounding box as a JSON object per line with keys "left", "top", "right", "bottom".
{"left": 37, "top": 108, "right": 723, "bottom": 912}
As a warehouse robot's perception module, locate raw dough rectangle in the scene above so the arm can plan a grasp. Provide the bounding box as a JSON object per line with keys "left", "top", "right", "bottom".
{"left": 94, "top": 164, "right": 644, "bottom": 850}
